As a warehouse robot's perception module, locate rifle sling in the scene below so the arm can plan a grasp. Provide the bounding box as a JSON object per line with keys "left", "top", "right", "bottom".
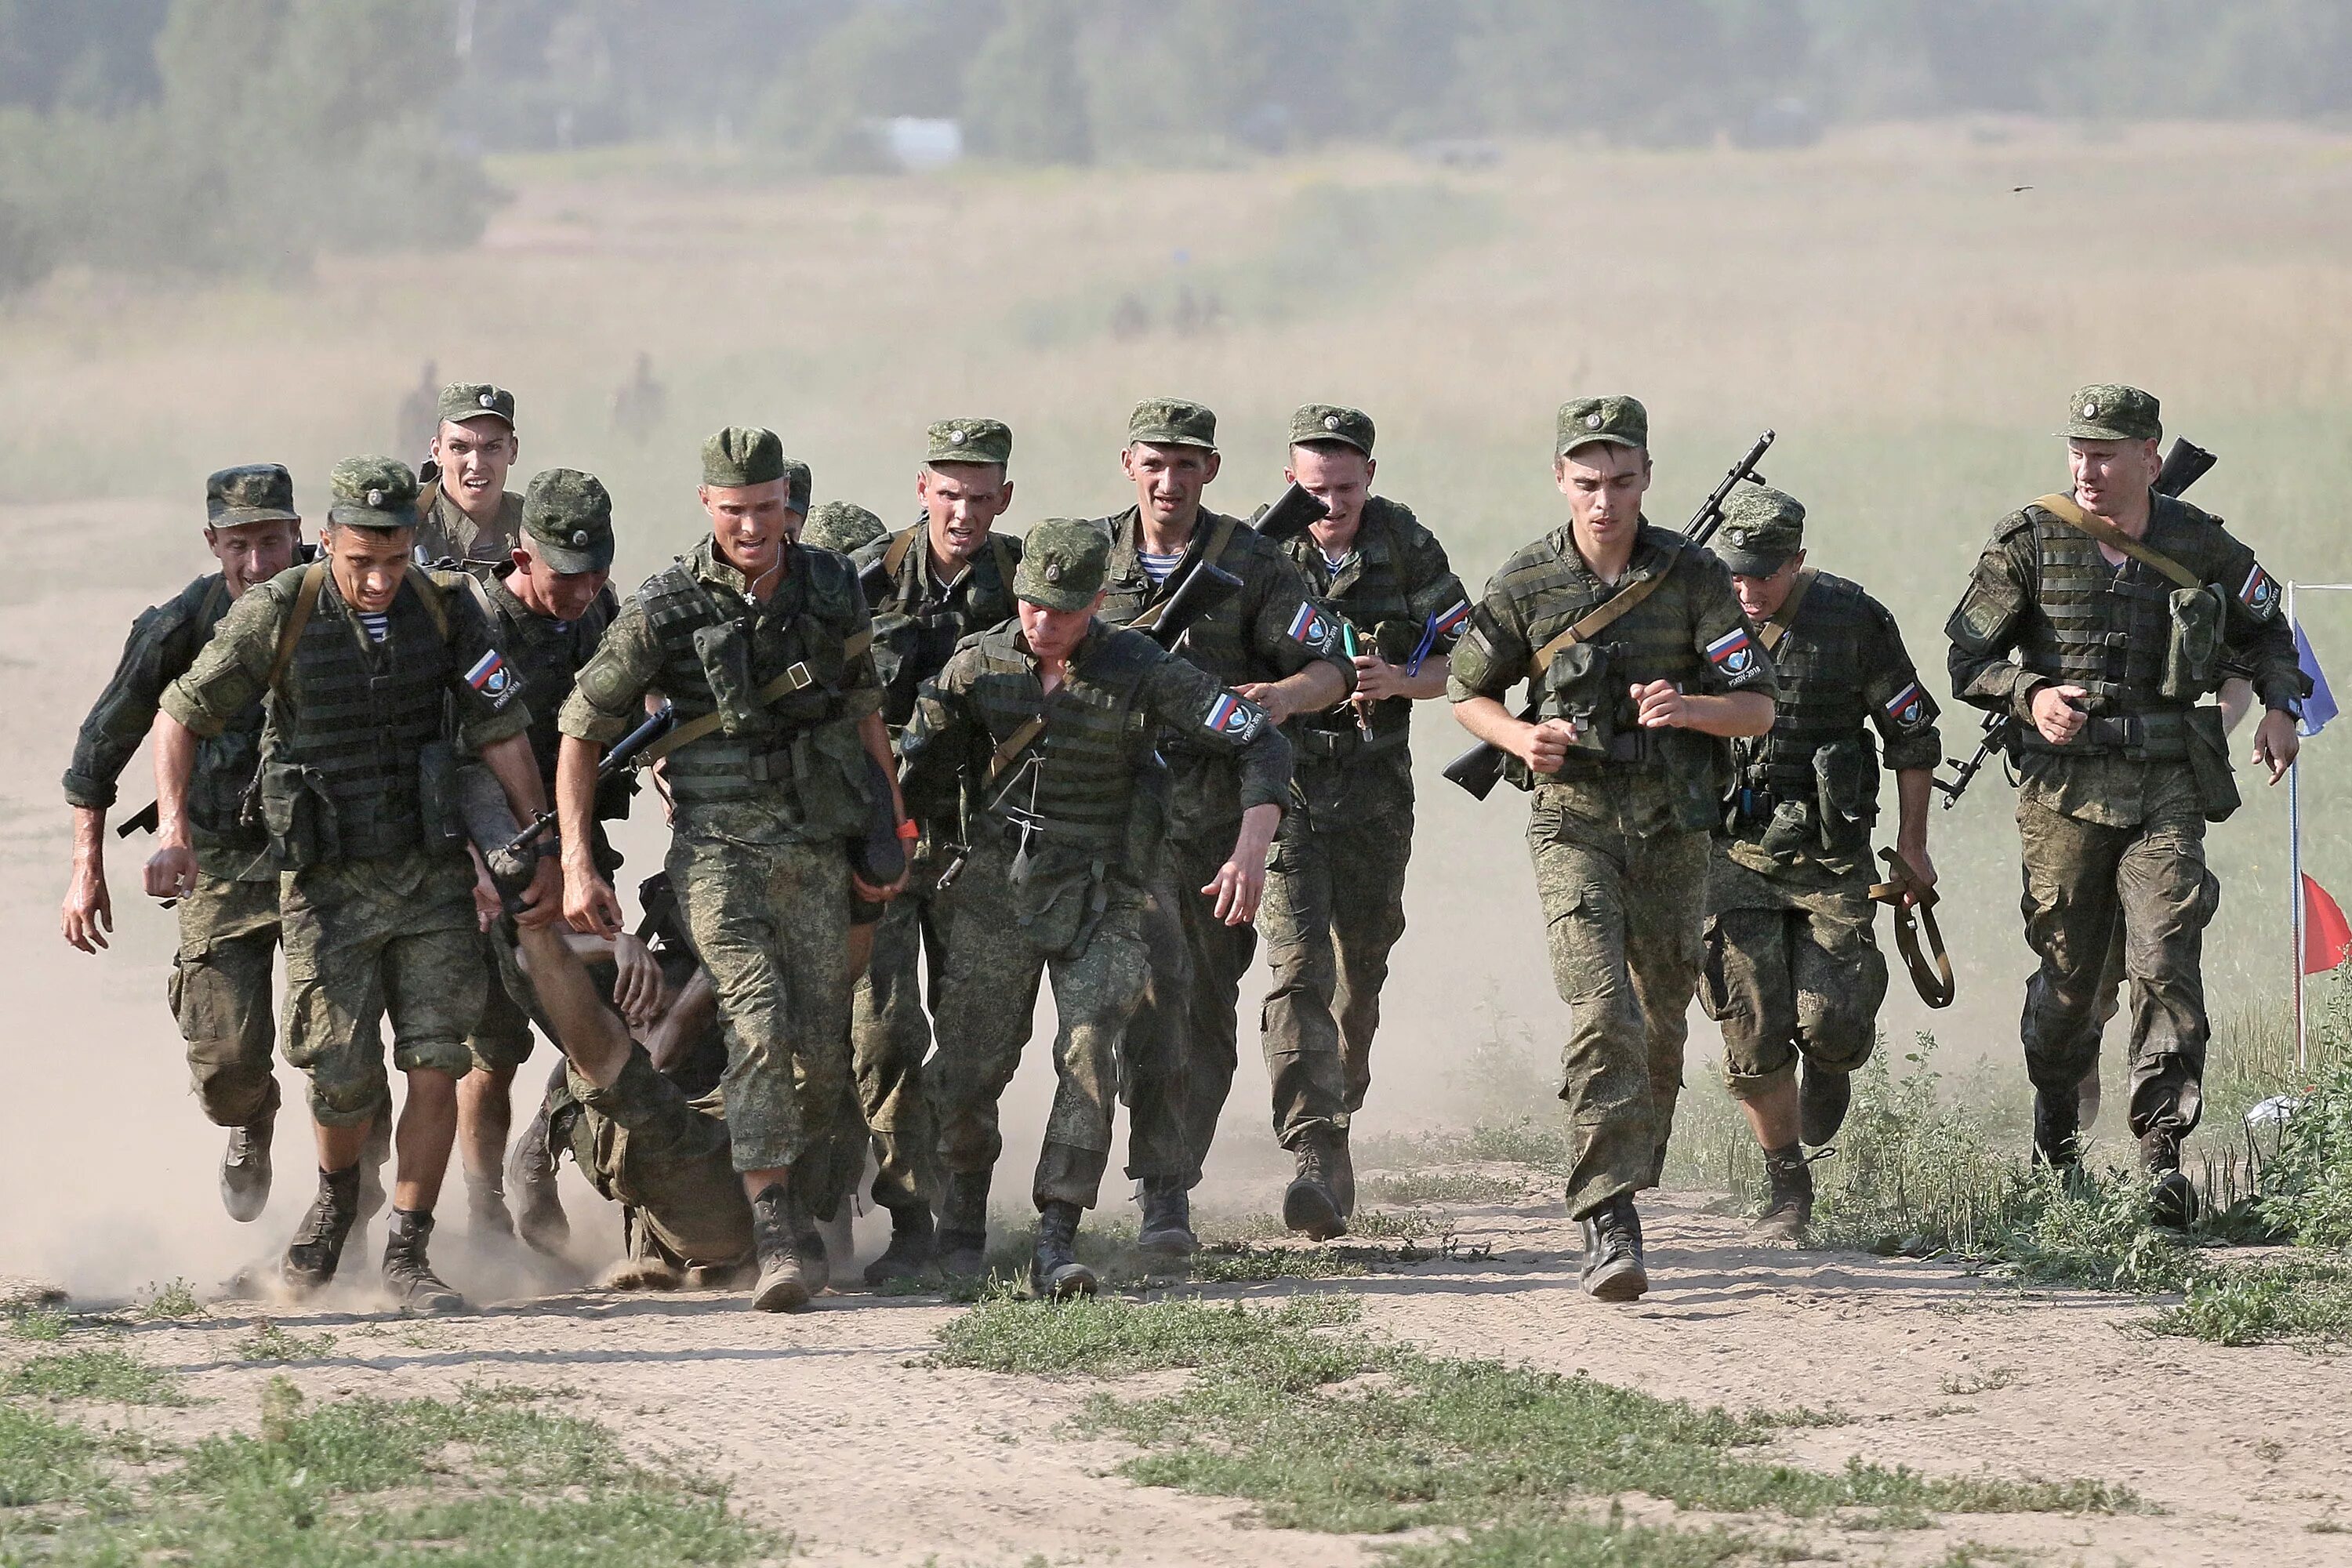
{"left": 263, "top": 561, "right": 330, "bottom": 695}
{"left": 1523, "top": 560, "right": 1673, "bottom": 681}
{"left": 1755, "top": 566, "right": 1818, "bottom": 654}
{"left": 1127, "top": 514, "right": 1240, "bottom": 635}
{"left": 2034, "top": 493, "right": 2203, "bottom": 590}
{"left": 637, "top": 626, "right": 877, "bottom": 764}
{"left": 1869, "top": 849, "right": 1955, "bottom": 1009}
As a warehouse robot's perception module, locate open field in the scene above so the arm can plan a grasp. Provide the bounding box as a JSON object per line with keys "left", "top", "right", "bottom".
{"left": 5, "top": 118, "right": 2352, "bottom": 1563}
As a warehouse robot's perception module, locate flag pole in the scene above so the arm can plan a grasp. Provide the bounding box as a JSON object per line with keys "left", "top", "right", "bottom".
{"left": 2291, "top": 579, "right": 2307, "bottom": 1073}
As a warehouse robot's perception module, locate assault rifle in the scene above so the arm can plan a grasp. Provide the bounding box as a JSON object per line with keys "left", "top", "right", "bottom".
{"left": 1247, "top": 481, "right": 1332, "bottom": 543}
{"left": 498, "top": 703, "right": 677, "bottom": 860}
{"left": 1442, "top": 430, "right": 1777, "bottom": 800}
{"left": 1934, "top": 434, "right": 2218, "bottom": 808}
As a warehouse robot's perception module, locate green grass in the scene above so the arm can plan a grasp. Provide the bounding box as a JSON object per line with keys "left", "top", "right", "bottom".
{"left": 0, "top": 1403, "right": 111, "bottom": 1508}
{"left": 1358, "top": 1169, "right": 1531, "bottom": 1207}
{"left": 5, "top": 1347, "right": 183, "bottom": 1405}
{"left": 238, "top": 1320, "right": 340, "bottom": 1363}
{"left": 134, "top": 1278, "right": 205, "bottom": 1322}
{"left": 1379, "top": 1511, "right": 1779, "bottom": 1568}
{"left": 7, "top": 1308, "right": 67, "bottom": 1342}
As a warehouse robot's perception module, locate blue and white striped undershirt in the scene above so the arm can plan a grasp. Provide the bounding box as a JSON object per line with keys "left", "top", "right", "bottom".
{"left": 356, "top": 611, "right": 390, "bottom": 644}
{"left": 1138, "top": 549, "right": 1184, "bottom": 584}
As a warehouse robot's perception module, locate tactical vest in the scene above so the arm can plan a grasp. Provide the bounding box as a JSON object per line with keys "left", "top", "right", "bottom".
{"left": 180, "top": 576, "right": 270, "bottom": 855}
{"left": 961, "top": 626, "right": 1160, "bottom": 849}
{"left": 263, "top": 575, "right": 455, "bottom": 862}
{"left": 1519, "top": 530, "right": 1715, "bottom": 767}
{"left": 1728, "top": 575, "right": 1878, "bottom": 846}
{"left": 1096, "top": 509, "right": 1263, "bottom": 691}
{"left": 2016, "top": 499, "right": 2198, "bottom": 758}
{"left": 467, "top": 568, "right": 615, "bottom": 783}
{"left": 1283, "top": 499, "right": 1421, "bottom": 762}
{"left": 637, "top": 548, "right": 864, "bottom": 808}
{"left": 873, "top": 525, "right": 1021, "bottom": 728}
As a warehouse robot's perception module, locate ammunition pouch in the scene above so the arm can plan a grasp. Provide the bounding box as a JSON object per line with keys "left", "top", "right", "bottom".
{"left": 1121, "top": 756, "right": 1171, "bottom": 877}
{"left": 2184, "top": 704, "right": 2241, "bottom": 823}
{"left": 2161, "top": 585, "right": 2225, "bottom": 702}
{"left": 258, "top": 760, "right": 337, "bottom": 869}
{"left": 1654, "top": 728, "right": 1725, "bottom": 833}
{"left": 1539, "top": 641, "right": 1617, "bottom": 759}
{"left": 691, "top": 619, "right": 768, "bottom": 737}
{"left": 1812, "top": 737, "right": 1874, "bottom": 855}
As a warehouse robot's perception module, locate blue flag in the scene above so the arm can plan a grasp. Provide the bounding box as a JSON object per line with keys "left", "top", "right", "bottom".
{"left": 2297, "top": 620, "right": 2338, "bottom": 737}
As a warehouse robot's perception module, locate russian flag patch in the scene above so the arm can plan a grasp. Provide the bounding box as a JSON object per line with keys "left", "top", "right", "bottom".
{"left": 466, "top": 649, "right": 514, "bottom": 698}
{"left": 1285, "top": 602, "right": 1334, "bottom": 653}
{"left": 1430, "top": 599, "right": 1471, "bottom": 638}
{"left": 1885, "top": 680, "right": 1927, "bottom": 730}
{"left": 1203, "top": 691, "right": 1265, "bottom": 741}
{"left": 1705, "top": 626, "right": 1758, "bottom": 677}
{"left": 2240, "top": 564, "right": 2281, "bottom": 619}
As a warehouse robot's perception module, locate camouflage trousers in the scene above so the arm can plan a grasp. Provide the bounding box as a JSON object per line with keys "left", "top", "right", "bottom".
{"left": 2017, "top": 771, "right": 2217, "bottom": 1142}
{"left": 837, "top": 844, "right": 951, "bottom": 1214}
{"left": 279, "top": 851, "right": 483, "bottom": 1125}
{"left": 928, "top": 829, "right": 1153, "bottom": 1209}
{"left": 554, "top": 1046, "right": 752, "bottom": 1272}
{"left": 466, "top": 935, "right": 539, "bottom": 1074}
{"left": 670, "top": 831, "right": 854, "bottom": 1175}
{"left": 169, "top": 873, "right": 282, "bottom": 1128}
{"left": 1700, "top": 855, "right": 1886, "bottom": 1099}
{"left": 1258, "top": 757, "right": 1411, "bottom": 1130}
{"left": 1526, "top": 780, "right": 1708, "bottom": 1219}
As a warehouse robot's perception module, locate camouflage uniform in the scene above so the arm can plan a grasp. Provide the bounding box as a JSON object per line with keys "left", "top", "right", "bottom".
{"left": 1947, "top": 386, "right": 2303, "bottom": 1147}
{"left": 1700, "top": 496, "right": 1941, "bottom": 1100}
{"left": 899, "top": 536, "right": 1294, "bottom": 1209}
{"left": 413, "top": 383, "right": 522, "bottom": 566}
{"left": 1093, "top": 401, "right": 1353, "bottom": 1184}
{"left": 554, "top": 1047, "right": 752, "bottom": 1274}
{"left": 558, "top": 508, "right": 883, "bottom": 1180}
{"left": 1450, "top": 404, "right": 1778, "bottom": 1220}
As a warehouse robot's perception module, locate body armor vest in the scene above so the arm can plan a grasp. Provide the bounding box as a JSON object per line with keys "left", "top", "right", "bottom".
{"left": 1282, "top": 498, "right": 1422, "bottom": 760}
{"left": 872, "top": 527, "right": 1021, "bottom": 729}
{"left": 466, "top": 567, "right": 614, "bottom": 783}
{"left": 961, "top": 626, "right": 1160, "bottom": 848}
{"left": 180, "top": 577, "right": 270, "bottom": 855}
{"left": 2016, "top": 499, "right": 2199, "bottom": 757}
{"left": 1733, "top": 574, "right": 1876, "bottom": 804}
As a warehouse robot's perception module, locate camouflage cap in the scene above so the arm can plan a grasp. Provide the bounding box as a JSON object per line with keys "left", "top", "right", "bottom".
{"left": 926, "top": 418, "right": 1013, "bottom": 467}
{"left": 326, "top": 456, "right": 421, "bottom": 531}
{"left": 702, "top": 426, "right": 786, "bottom": 489}
{"left": 521, "top": 467, "right": 615, "bottom": 574}
{"left": 1712, "top": 483, "right": 1806, "bottom": 577}
{"left": 2060, "top": 383, "right": 2161, "bottom": 443}
{"left": 1289, "top": 403, "right": 1374, "bottom": 456}
{"left": 205, "top": 463, "right": 299, "bottom": 528}
{"left": 1555, "top": 395, "right": 1648, "bottom": 456}
{"left": 438, "top": 382, "right": 516, "bottom": 430}
{"left": 803, "top": 500, "right": 887, "bottom": 554}
{"left": 779, "top": 456, "right": 812, "bottom": 514}
{"left": 1128, "top": 397, "right": 1217, "bottom": 451}
{"left": 1014, "top": 518, "right": 1111, "bottom": 612}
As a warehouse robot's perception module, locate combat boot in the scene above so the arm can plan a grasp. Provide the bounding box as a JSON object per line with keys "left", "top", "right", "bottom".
{"left": 1137, "top": 1177, "right": 1197, "bottom": 1261}
{"left": 281, "top": 1165, "right": 361, "bottom": 1298}
{"left": 381, "top": 1209, "right": 466, "bottom": 1315}
{"left": 2032, "top": 1087, "right": 2082, "bottom": 1171}
{"left": 1577, "top": 1192, "right": 1648, "bottom": 1302}
{"left": 354, "top": 1113, "right": 393, "bottom": 1254}
{"left": 862, "top": 1202, "right": 936, "bottom": 1287}
{"left": 506, "top": 1104, "right": 569, "bottom": 1258}
{"left": 747, "top": 1184, "right": 817, "bottom": 1312}
{"left": 1330, "top": 1124, "right": 1357, "bottom": 1218}
{"left": 2140, "top": 1128, "right": 2199, "bottom": 1231}
{"left": 1798, "top": 1065, "right": 1852, "bottom": 1148}
{"left": 1283, "top": 1129, "right": 1347, "bottom": 1241}
{"left": 935, "top": 1169, "right": 991, "bottom": 1278}
{"left": 220, "top": 1112, "right": 274, "bottom": 1224}
{"left": 467, "top": 1174, "right": 515, "bottom": 1240}
{"left": 1029, "top": 1200, "right": 1098, "bottom": 1299}
{"left": 1751, "top": 1144, "right": 1814, "bottom": 1243}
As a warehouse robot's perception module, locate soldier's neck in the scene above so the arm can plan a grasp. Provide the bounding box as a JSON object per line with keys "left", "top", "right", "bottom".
{"left": 1138, "top": 504, "right": 1200, "bottom": 560}
{"left": 1570, "top": 519, "right": 1638, "bottom": 586}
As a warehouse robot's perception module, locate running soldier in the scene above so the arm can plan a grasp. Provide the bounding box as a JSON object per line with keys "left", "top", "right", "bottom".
{"left": 416, "top": 383, "right": 523, "bottom": 566}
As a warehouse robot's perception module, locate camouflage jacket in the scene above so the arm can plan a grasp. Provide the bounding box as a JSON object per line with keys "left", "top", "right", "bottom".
{"left": 415, "top": 485, "right": 523, "bottom": 567}
{"left": 850, "top": 522, "right": 1024, "bottom": 731}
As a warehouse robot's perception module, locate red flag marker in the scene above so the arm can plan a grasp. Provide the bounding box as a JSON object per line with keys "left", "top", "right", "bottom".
{"left": 2304, "top": 873, "right": 2352, "bottom": 975}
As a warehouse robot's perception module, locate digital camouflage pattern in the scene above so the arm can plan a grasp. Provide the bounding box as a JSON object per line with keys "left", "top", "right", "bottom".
{"left": 702, "top": 426, "right": 785, "bottom": 488}
{"left": 1555, "top": 395, "right": 1648, "bottom": 454}
{"left": 803, "top": 501, "right": 887, "bottom": 555}
{"left": 839, "top": 840, "right": 953, "bottom": 1214}
{"left": 780, "top": 459, "right": 812, "bottom": 516}
{"left": 851, "top": 521, "right": 1023, "bottom": 728}
{"left": 416, "top": 485, "right": 523, "bottom": 566}
{"left": 327, "top": 455, "right": 422, "bottom": 531}
{"left": 2060, "top": 383, "right": 2161, "bottom": 442}
{"left": 557, "top": 1047, "right": 753, "bottom": 1272}
{"left": 1289, "top": 403, "right": 1374, "bottom": 455}
{"left": 1701, "top": 871, "right": 1886, "bottom": 1098}
{"left": 1127, "top": 397, "right": 1217, "bottom": 449}
{"left": 1709, "top": 483, "right": 1806, "bottom": 578}
{"left": 437, "top": 382, "right": 515, "bottom": 430}
{"left": 519, "top": 467, "right": 615, "bottom": 574}
{"left": 927, "top": 418, "right": 1013, "bottom": 466}
{"left": 205, "top": 463, "right": 300, "bottom": 527}
{"left": 169, "top": 873, "right": 284, "bottom": 1127}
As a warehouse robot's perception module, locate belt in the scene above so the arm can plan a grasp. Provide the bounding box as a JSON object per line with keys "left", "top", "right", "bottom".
{"left": 1294, "top": 725, "right": 1409, "bottom": 762}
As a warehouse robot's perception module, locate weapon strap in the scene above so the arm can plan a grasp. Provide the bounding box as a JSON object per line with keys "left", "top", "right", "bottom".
{"left": 2034, "top": 493, "right": 2202, "bottom": 590}
{"left": 881, "top": 525, "right": 918, "bottom": 593}
{"left": 1755, "top": 567, "right": 1818, "bottom": 654}
{"left": 1523, "top": 553, "right": 1675, "bottom": 681}
{"left": 985, "top": 713, "right": 1050, "bottom": 787}
{"left": 1128, "top": 513, "right": 1240, "bottom": 634}
{"left": 637, "top": 626, "right": 877, "bottom": 764}
{"left": 1869, "top": 848, "right": 1955, "bottom": 1009}
{"left": 263, "top": 561, "right": 329, "bottom": 694}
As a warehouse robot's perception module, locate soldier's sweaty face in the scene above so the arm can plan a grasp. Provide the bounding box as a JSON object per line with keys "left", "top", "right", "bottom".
{"left": 205, "top": 519, "right": 299, "bottom": 598}
{"left": 1123, "top": 442, "right": 1219, "bottom": 534}
{"left": 325, "top": 524, "right": 414, "bottom": 613}
{"left": 699, "top": 479, "right": 792, "bottom": 591}
{"left": 1290, "top": 444, "right": 1374, "bottom": 550}
{"left": 1555, "top": 443, "right": 1650, "bottom": 559}
{"left": 434, "top": 417, "right": 517, "bottom": 513}
{"left": 919, "top": 463, "right": 1013, "bottom": 571}
{"left": 1018, "top": 594, "right": 1102, "bottom": 667}
{"left": 1733, "top": 552, "right": 1806, "bottom": 620}
{"left": 2067, "top": 437, "right": 2161, "bottom": 521}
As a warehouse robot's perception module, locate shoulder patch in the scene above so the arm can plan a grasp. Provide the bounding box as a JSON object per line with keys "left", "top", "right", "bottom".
{"left": 1883, "top": 679, "right": 1930, "bottom": 731}
{"left": 1705, "top": 623, "right": 1759, "bottom": 677}
{"left": 1202, "top": 689, "right": 1270, "bottom": 743}
{"left": 2238, "top": 562, "right": 2283, "bottom": 620}
{"left": 1283, "top": 600, "right": 1339, "bottom": 655}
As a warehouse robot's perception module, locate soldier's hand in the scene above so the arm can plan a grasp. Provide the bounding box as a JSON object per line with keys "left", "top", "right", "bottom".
{"left": 565, "top": 868, "right": 626, "bottom": 938}
{"left": 1894, "top": 840, "right": 1938, "bottom": 906}
{"left": 2030, "top": 683, "right": 2090, "bottom": 746}
{"left": 1523, "top": 718, "right": 1577, "bottom": 775}
{"left": 2252, "top": 708, "right": 2301, "bottom": 784}
{"left": 469, "top": 853, "right": 504, "bottom": 931}
{"left": 61, "top": 864, "right": 113, "bottom": 953}
{"left": 610, "top": 933, "right": 669, "bottom": 1029}
{"left": 1352, "top": 653, "right": 1406, "bottom": 702}
{"left": 1204, "top": 855, "right": 1266, "bottom": 926}
{"left": 143, "top": 844, "right": 198, "bottom": 904}
{"left": 515, "top": 856, "right": 567, "bottom": 929}
{"left": 851, "top": 866, "right": 909, "bottom": 905}
{"left": 1233, "top": 681, "right": 1288, "bottom": 723}
{"left": 1631, "top": 680, "right": 1689, "bottom": 730}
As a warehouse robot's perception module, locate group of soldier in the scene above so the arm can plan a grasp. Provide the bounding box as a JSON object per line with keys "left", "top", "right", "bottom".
{"left": 59, "top": 374, "right": 2307, "bottom": 1312}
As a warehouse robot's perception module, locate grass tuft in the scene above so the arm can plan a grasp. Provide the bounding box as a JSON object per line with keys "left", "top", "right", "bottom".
{"left": 5, "top": 1347, "right": 183, "bottom": 1405}
{"left": 238, "top": 1319, "right": 339, "bottom": 1363}
{"left": 8, "top": 1307, "right": 68, "bottom": 1342}
{"left": 134, "top": 1278, "right": 205, "bottom": 1321}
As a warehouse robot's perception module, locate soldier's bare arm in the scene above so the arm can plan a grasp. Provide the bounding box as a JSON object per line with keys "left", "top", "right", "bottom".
{"left": 143, "top": 713, "right": 201, "bottom": 902}
{"left": 554, "top": 597, "right": 662, "bottom": 936}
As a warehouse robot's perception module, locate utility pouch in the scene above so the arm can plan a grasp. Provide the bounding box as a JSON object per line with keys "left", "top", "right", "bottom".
{"left": 1812, "top": 737, "right": 1875, "bottom": 853}
{"left": 416, "top": 739, "right": 463, "bottom": 850}
{"left": 1759, "top": 799, "right": 1816, "bottom": 862}
{"left": 848, "top": 751, "right": 906, "bottom": 887}
{"left": 691, "top": 620, "right": 767, "bottom": 737}
{"left": 1654, "top": 728, "right": 1725, "bottom": 833}
{"left": 2184, "top": 704, "right": 2241, "bottom": 824}
{"left": 1122, "top": 755, "right": 1171, "bottom": 875}
{"left": 2161, "top": 585, "right": 2226, "bottom": 702}
{"left": 1544, "top": 641, "right": 1617, "bottom": 757}
{"left": 259, "top": 760, "right": 335, "bottom": 869}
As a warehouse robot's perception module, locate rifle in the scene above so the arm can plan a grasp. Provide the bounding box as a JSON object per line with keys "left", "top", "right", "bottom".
{"left": 1248, "top": 481, "right": 1331, "bottom": 543}
{"left": 498, "top": 703, "right": 677, "bottom": 862}
{"left": 1935, "top": 434, "right": 2218, "bottom": 808}
{"left": 1443, "top": 430, "right": 1777, "bottom": 800}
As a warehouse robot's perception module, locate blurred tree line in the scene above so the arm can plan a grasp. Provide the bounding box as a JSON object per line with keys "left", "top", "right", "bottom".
{"left": 4, "top": 0, "right": 2351, "bottom": 292}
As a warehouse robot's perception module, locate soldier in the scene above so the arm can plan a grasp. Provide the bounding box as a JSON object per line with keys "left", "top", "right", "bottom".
{"left": 61, "top": 465, "right": 304, "bottom": 1220}
{"left": 1450, "top": 397, "right": 1777, "bottom": 1302}
{"left": 1258, "top": 404, "right": 1469, "bottom": 1228}
{"left": 804, "top": 501, "right": 887, "bottom": 558}
{"left": 441, "top": 469, "right": 623, "bottom": 1244}
{"left": 555, "top": 426, "right": 909, "bottom": 1313}
{"left": 901, "top": 520, "right": 1294, "bottom": 1295}
{"left": 154, "top": 456, "right": 562, "bottom": 1312}
{"left": 1701, "top": 485, "right": 1941, "bottom": 1240}
{"left": 1946, "top": 385, "right": 2303, "bottom": 1225}
{"left": 415, "top": 383, "right": 523, "bottom": 566}
{"left": 1090, "top": 397, "right": 1352, "bottom": 1255}
{"left": 840, "top": 419, "right": 1023, "bottom": 1283}
{"left": 779, "top": 458, "right": 813, "bottom": 542}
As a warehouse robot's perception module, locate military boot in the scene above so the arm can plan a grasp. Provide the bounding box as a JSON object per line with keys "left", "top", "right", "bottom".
{"left": 2032, "top": 1087, "right": 2082, "bottom": 1171}
{"left": 862, "top": 1202, "right": 936, "bottom": 1287}
{"left": 467, "top": 1173, "right": 515, "bottom": 1240}
{"left": 747, "top": 1184, "right": 817, "bottom": 1312}
{"left": 2140, "top": 1128, "right": 2199, "bottom": 1231}
{"left": 1029, "top": 1200, "right": 1098, "bottom": 1299}
{"left": 1330, "top": 1124, "right": 1357, "bottom": 1218}
{"left": 1751, "top": 1144, "right": 1814, "bottom": 1243}
{"left": 506, "top": 1104, "right": 569, "bottom": 1258}
{"left": 1577, "top": 1192, "right": 1647, "bottom": 1302}
{"left": 1137, "top": 1177, "right": 1197, "bottom": 1261}
{"left": 1798, "top": 1065, "right": 1852, "bottom": 1148}
{"left": 1283, "top": 1129, "right": 1347, "bottom": 1241}
{"left": 354, "top": 1112, "right": 393, "bottom": 1254}
{"left": 935, "top": 1170, "right": 991, "bottom": 1277}
{"left": 2077, "top": 1065, "right": 2103, "bottom": 1131}
{"left": 220, "top": 1112, "right": 274, "bottom": 1224}
{"left": 281, "top": 1166, "right": 362, "bottom": 1298}
{"left": 381, "top": 1209, "right": 466, "bottom": 1314}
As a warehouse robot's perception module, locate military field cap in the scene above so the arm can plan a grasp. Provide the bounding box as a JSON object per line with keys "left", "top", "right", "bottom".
{"left": 702, "top": 426, "right": 786, "bottom": 488}
{"left": 1014, "top": 518, "right": 1111, "bottom": 612}
{"left": 326, "top": 455, "right": 421, "bottom": 530}
{"left": 1555, "top": 395, "right": 1649, "bottom": 456}
{"left": 780, "top": 457, "right": 812, "bottom": 514}
{"left": 1127, "top": 397, "right": 1218, "bottom": 450}
{"left": 2060, "top": 383, "right": 2161, "bottom": 443}
{"left": 1289, "top": 403, "right": 1374, "bottom": 456}
{"left": 927, "top": 418, "right": 1013, "bottom": 466}
{"left": 438, "top": 382, "right": 516, "bottom": 430}
{"left": 521, "top": 467, "right": 615, "bottom": 574}
{"left": 1712, "top": 483, "right": 1807, "bottom": 577}
{"left": 205, "top": 463, "right": 299, "bottom": 528}
{"left": 803, "top": 500, "right": 886, "bottom": 554}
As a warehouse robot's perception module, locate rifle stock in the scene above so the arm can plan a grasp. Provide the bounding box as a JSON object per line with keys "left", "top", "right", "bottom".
{"left": 1250, "top": 481, "right": 1330, "bottom": 543}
